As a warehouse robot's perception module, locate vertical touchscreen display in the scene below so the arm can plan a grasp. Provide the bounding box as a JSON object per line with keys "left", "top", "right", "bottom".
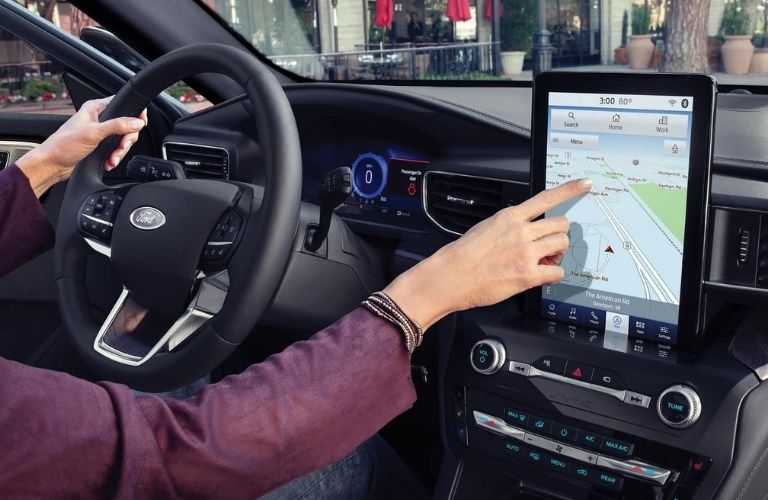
{"left": 541, "top": 93, "right": 694, "bottom": 345}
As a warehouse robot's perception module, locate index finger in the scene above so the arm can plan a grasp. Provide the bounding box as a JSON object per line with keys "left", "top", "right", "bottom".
{"left": 516, "top": 178, "right": 592, "bottom": 221}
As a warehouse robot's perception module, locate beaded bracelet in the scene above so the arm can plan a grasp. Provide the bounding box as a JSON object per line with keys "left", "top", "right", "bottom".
{"left": 361, "top": 291, "right": 424, "bottom": 354}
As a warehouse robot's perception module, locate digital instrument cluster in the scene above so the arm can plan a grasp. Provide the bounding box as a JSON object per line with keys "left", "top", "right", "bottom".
{"left": 333, "top": 151, "right": 429, "bottom": 227}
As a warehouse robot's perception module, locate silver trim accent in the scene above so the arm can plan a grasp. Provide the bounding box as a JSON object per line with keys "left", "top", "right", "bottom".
{"left": 93, "top": 271, "right": 229, "bottom": 366}
{"left": 82, "top": 213, "right": 113, "bottom": 227}
{"left": 508, "top": 361, "right": 653, "bottom": 409}
{"left": 84, "top": 238, "right": 112, "bottom": 258}
{"left": 206, "top": 241, "right": 234, "bottom": 246}
{"left": 596, "top": 455, "right": 672, "bottom": 484}
{"left": 472, "top": 410, "right": 671, "bottom": 486}
{"left": 656, "top": 384, "right": 702, "bottom": 429}
{"left": 422, "top": 171, "right": 527, "bottom": 236}
{"left": 162, "top": 141, "right": 230, "bottom": 180}
{"left": 129, "top": 207, "right": 166, "bottom": 231}
{"left": 472, "top": 411, "right": 525, "bottom": 441}
{"left": 509, "top": 361, "right": 531, "bottom": 376}
{"left": 469, "top": 339, "right": 506, "bottom": 375}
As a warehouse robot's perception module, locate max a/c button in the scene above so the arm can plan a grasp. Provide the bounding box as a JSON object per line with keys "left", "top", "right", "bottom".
{"left": 601, "top": 437, "right": 635, "bottom": 458}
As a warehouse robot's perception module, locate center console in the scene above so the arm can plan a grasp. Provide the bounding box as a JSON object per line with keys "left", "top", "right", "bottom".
{"left": 433, "top": 74, "right": 765, "bottom": 499}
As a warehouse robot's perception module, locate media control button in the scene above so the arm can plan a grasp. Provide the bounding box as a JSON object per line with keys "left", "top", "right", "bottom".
{"left": 624, "top": 391, "right": 652, "bottom": 408}
{"left": 657, "top": 385, "right": 702, "bottom": 428}
{"left": 593, "top": 471, "right": 624, "bottom": 491}
{"left": 592, "top": 368, "right": 625, "bottom": 390}
{"left": 502, "top": 440, "right": 526, "bottom": 458}
{"left": 575, "top": 429, "right": 604, "bottom": 450}
{"left": 600, "top": 437, "right": 635, "bottom": 458}
{"left": 509, "top": 361, "right": 531, "bottom": 376}
{"left": 528, "top": 415, "right": 553, "bottom": 434}
{"left": 532, "top": 356, "right": 567, "bottom": 375}
{"left": 503, "top": 407, "right": 529, "bottom": 427}
{"left": 564, "top": 361, "right": 595, "bottom": 382}
{"left": 568, "top": 465, "right": 593, "bottom": 482}
{"left": 551, "top": 422, "right": 578, "bottom": 443}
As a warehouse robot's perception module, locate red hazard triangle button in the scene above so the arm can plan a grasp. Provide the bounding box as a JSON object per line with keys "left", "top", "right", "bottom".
{"left": 604, "top": 245, "right": 614, "bottom": 253}
{"left": 565, "top": 362, "right": 594, "bottom": 381}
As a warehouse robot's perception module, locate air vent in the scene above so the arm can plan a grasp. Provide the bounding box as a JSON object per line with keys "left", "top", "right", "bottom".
{"left": 425, "top": 172, "right": 527, "bottom": 235}
{"left": 758, "top": 215, "right": 768, "bottom": 287}
{"left": 163, "top": 142, "right": 229, "bottom": 179}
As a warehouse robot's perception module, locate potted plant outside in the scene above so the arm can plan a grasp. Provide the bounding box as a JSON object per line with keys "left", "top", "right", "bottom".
{"left": 499, "top": 0, "right": 537, "bottom": 76}
{"left": 720, "top": 1, "right": 754, "bottom": 75}
{"left": 614, "top": 10, "right": 629, "bottom": 65}
{"left": 627, "top": 4, "right": 654, "bottom": 69}
{"left": 750, "top": 33, "right": 768, "bottom": 73}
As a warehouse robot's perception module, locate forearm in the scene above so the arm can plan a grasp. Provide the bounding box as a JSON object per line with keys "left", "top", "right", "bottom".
{"left": 0, "top": 308, "right": 415, "bottom": 498}
{"left": 0, "top": 164, "right": 55, "bottom": 278}
{"left": 16, "top": 150, "right": 67, "bottom": 198}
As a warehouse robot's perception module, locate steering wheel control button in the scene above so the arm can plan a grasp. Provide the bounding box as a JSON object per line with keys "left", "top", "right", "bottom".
{"left": 564, "top": 361, "right": 595, "bottom": 382}
{"left": 592, "top": 368, "right": 625, "bottom": 390}
{"left": 204, "top": 211, "right": 244, "bottom": 262}
{"left": 624, "top": 391, "right": 652, "bottom": 408}
{"left": 532, "top": 355, "right": 567, "bottom": 375}
{"left": 657, "top": 385, "right": 702, "bottom": 429}
{"left": 600, "top": 437, "right": 635, "bottom": 458}
{"left": 79, "top": 192, "right": 122, "bottom": 241}
{"left": 470, "top": 339, "right": 505, "bottom": 375}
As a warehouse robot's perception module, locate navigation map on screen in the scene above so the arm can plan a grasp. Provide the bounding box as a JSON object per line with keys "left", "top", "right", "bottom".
{"left": 541, "top": 92, "right": 694, "bottom": 345}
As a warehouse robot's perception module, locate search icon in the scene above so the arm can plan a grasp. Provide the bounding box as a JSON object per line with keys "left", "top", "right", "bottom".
{"left": 568, "top": 112, "right": 575, "bottom": 120}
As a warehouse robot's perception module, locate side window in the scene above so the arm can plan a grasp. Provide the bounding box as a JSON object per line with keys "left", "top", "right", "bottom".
{"left": 12, "top": 1, "right": 211, "bottom": 112}
{"left": 0, "top": 27, "right": 75, "bottom": 115}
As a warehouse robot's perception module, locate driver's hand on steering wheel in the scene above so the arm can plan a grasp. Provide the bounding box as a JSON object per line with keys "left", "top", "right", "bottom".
{"left": 16, "top": 96, "right": 148, "bottom": 198}
{"left": 384, "top": 178, "right": 591, "bottom": 330}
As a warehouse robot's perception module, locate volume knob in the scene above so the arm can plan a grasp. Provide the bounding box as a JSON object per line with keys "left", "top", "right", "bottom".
{"left": 657, "top": 385, "right": 702, "bottom": 429}
{"left": 470, "top": 339, "right": 506, "bottom": 375}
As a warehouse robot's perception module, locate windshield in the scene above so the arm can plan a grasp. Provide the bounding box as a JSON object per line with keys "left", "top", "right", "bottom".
{"left": 207, "top": 0, "right": 768, "bottom": 84}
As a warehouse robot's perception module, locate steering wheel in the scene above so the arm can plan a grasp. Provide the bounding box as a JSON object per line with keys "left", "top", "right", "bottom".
{"left": 54, "top": 44, "right": 301, "bottom": 392}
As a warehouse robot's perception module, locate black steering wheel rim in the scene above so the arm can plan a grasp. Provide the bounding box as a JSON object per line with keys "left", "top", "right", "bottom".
{"left": 54, "top": 43, "right": 302, "bottom": 392}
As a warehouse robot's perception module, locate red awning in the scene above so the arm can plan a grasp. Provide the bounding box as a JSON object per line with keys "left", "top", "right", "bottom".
{"left": 373, "top": 0, "right": 394, "bottom": 28}
{"left": 484, "top": 0, "right": 503, "bottom": 20}
{"left": 446, "top": 0, "right": 472, "bottom": 22}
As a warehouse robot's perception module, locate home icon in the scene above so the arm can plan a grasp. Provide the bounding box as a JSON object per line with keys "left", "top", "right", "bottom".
{"left": 612, "top": 114, "right": 621, "bottom": 123}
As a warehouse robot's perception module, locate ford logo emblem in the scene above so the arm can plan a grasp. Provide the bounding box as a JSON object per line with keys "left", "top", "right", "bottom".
{"left": 129, "top": 207, "right": 166, "bottom": 231}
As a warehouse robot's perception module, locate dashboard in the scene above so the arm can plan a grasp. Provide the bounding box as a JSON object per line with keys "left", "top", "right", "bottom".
{"left": 158, "top": 82, "right": 768, "bottom": 500}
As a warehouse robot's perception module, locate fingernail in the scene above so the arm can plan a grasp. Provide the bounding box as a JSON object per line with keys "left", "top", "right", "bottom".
{"left": 578, "top": 178, "right": 592, "bottom": 190}
{"left": 124, "top": 140, "right": 133, "bottom": 150}
{"left": 113, "top": 155, "right": 121, "bottom": 166}
{"left": 129, "top": 118, "right": 145, "bottom": 131}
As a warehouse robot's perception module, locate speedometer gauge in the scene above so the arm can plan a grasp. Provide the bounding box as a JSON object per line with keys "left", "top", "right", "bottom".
{"left": 351, "top": 153, "right": 388, "bottom": 199}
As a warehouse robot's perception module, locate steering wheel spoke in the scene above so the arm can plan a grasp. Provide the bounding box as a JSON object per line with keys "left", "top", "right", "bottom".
{"left": 94, "top": 271, "right": 230, "bottom": 365}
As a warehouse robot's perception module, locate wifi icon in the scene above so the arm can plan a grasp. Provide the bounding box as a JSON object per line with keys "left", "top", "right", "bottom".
{"left": 669, "top": 99, "right": 677, "bottom": 106}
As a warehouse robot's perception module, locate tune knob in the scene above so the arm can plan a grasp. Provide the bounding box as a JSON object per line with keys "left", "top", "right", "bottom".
{"left": 470, "top": 339, "right": 506, "bottom": 375}
{"left": 657, "top": 385, "right": 702, "bottom": 429}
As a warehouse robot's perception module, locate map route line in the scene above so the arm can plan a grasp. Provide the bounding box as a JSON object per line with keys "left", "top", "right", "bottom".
{"left": 592, "top": 193, "right": 679, "bottom": 305}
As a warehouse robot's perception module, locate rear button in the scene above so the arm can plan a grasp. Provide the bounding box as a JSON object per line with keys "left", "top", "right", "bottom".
{"left": 594, "top": 471, "right": 624, "bottom": 491}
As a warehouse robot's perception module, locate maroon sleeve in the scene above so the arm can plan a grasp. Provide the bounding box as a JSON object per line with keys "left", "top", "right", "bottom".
{"left": 0, "top": 164, "right": 55, "bottom": 278}
{"left": 0, "top": 308, "right": 417, "bottom": 498}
